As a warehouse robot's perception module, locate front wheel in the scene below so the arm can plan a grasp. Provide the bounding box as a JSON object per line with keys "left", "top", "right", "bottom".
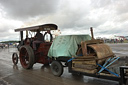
{"left": 12, "top": 53, "right": 18, "bottom": 65}
{"left": 51, "top": 61, "right": 63, "bottom": 77}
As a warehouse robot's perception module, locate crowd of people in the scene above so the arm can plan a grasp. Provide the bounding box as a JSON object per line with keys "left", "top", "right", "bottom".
{"left": 0, "top": 43, "right": 18, "bottom": 49}
{"left": 103, "top": 38, "right": 124, "bottom": 43}
{"left": 0, "top": 43, "right": 9, "bottom": 48}
{"left": 96, "top": 37, "right": 125, "bottom": 43}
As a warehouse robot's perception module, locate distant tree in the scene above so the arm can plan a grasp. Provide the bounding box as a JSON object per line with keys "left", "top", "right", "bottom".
{"left": 0, "top": 40, "right": 19, "bottom": 44}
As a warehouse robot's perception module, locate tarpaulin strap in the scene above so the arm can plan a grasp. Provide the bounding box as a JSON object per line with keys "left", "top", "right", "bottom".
{"left": 98, "top": 57, "right": 120, "bottom": 73}
{"left": 67, "top": 57, "right": 75, "bottom": 62}
{"left": 102, "top": 57, "right": 112, "bottom": 68}
{"left": 67, "top": 54, "right": 82, "bottom": 63}
{"left": 97, "top": 63, "right": 119, "bottom": 77}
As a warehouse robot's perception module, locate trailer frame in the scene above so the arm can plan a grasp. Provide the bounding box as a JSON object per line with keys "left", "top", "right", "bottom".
{"left": 68, "top": 61, "right": 128, "bottom": 85}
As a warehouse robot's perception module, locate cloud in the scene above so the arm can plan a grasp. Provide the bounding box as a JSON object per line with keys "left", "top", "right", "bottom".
{"left": 22, "top": 0, "right": 94, "bottom": 30}
{"left": 0, "top": 0, "right": 60, "bottom": 20}
{"left": 0, "top": 16, "right": 23, "bottom": 41}
{"left": 0, "top": 0, "right": 128, "bottom": 41}
{"left": 90, "top": 0, "right": 112, "bottom": 8}
{"left": 12, "top": 0, "right": 128, "bottom": 37}
{"left": 114, "top": 0, "right": 128, "bottom": 15}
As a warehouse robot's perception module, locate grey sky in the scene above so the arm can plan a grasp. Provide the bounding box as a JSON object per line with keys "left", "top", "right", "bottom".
{"left": 0, "top": 0, "right": 128, "bottom": 41}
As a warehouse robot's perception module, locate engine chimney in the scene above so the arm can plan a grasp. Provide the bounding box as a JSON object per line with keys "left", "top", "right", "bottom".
{"left": 90, "top": 27, "right": 94, "bottom": 39}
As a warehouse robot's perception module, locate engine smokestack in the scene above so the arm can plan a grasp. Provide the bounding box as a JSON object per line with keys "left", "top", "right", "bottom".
{"left": 90, "top": 27, "right": 94, "bottom": 39}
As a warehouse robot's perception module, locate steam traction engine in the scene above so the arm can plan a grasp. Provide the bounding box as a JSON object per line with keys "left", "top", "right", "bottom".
{"left": 12, "top": 24, "right": 58, "bottom": 69}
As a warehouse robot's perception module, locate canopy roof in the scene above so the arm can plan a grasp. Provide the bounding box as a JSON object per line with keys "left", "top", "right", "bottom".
{"left": 15, "top": 24, "right": 58, "bottom": 32}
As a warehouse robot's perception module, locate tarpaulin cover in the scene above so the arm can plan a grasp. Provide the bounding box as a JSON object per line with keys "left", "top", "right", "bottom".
{"left": 48, "top": 35, "right": 91, "bottom": 58}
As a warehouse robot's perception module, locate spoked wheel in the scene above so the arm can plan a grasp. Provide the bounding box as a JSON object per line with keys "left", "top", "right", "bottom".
{"left": 51, "top": 61, "right": 63, "bottom": 77}
{"left": 12, "top": 53, "right": 18, "bottom": 65}
{"left": 19, "top": 45, "right": 35, "bottom": 69}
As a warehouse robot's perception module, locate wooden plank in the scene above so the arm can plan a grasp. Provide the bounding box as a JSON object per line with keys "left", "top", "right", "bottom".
{"left": 81, "top": 41, "right": 87, "bottom": 56}
{"left": 73, "top": 58, "right": 96, "bottom": 61}
{"left": 99, "top": 73, "right": 117, "bottom": 77}
{"left": 72, "top": 63, "right": 97, "bottom": 70}
{"left": 72, "top": 67, "right": 97, "bottom": 74}
{"left": 75, "top": 56, "right": 96, "bottom": 59}
{"left": 72, "top": 60, "right": 96, "bottom": 65}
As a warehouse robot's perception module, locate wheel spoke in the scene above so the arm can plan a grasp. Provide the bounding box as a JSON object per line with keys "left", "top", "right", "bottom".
{"left": 19, "top": 45, "right": 34, "bottom": 69}
{"left": 12, "top": 53, "right": 18, "bottom": 65}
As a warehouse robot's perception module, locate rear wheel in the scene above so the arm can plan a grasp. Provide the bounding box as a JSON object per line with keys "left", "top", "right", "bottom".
{"left": 12, "top": 53, "right": 18, "bottom": 65}
{"left": 19, "top": 45, "right": 35, "bottom": 69}
{"left": 51, "top": 61, "right": 63, "bottom": 77}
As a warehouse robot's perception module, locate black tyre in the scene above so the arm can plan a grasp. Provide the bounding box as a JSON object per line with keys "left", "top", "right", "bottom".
{"left": 12, "top": 53, "right": 18, "bottom": 65}
{"left": 51, "top": 61, "right": 63, "bottom": 77}
{"left": 19, "top": 45, "right": 35, "bottom": 69}
{"left": 126, "top": 79, "right": 128, "bottom": 85}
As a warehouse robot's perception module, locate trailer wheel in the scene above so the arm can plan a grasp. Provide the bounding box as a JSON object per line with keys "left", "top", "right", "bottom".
{"left": 12, "top": 53, "right": 18, "bottom": 65}
{"left": 19, "top": 45, "right": 35, "bottom": 69}
{"left": 51, "top": 61, "right": 63, "bottom": 77}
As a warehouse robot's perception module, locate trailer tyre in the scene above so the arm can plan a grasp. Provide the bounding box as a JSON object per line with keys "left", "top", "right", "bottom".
{"left": 51, "top": 61, "right": 63, "bottom": 77}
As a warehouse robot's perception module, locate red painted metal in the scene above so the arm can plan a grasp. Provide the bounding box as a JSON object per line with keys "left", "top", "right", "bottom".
{"left": 35, "top": 43, "right": 52, "bottom": 64}
{"left": 20, "top": 47, "right": 29, "bottom": 68}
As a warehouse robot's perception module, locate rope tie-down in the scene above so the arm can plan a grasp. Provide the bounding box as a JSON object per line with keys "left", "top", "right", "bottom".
{"left": 67, "top": 56, "right": 120, "bottom": 77}
{"left": 97, "top": 57, "right": 120, "bottom": 77}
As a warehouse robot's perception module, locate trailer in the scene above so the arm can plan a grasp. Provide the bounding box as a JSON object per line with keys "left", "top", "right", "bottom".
{"left": 48, "top": 27, "right": 128, "bottom": 85}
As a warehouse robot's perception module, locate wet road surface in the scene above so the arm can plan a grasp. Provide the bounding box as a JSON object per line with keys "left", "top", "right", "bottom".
{"left": 0, "top": 43, "right": 128, "bottom": 85}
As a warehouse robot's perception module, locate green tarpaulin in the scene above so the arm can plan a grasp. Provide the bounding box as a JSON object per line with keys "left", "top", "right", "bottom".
{"left": 48, "top": 35, "right": 91, "bottom": 58}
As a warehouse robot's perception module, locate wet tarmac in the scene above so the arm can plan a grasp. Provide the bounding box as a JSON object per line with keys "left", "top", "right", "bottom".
{"left": 0, "top": 43, "right": 128, "bottom": 85}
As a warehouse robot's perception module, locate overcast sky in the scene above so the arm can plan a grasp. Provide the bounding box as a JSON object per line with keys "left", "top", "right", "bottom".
{"left": 0, "top": 0, "right": 128, "bottom": 41}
